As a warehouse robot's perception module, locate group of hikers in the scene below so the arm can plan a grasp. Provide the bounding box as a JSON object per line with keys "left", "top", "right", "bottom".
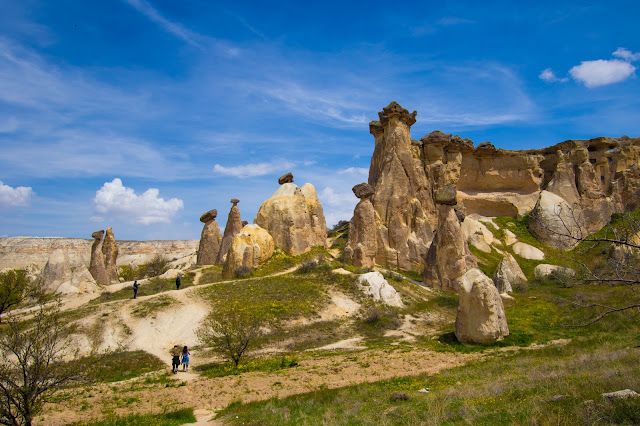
{"left": 171, "top": 345, "right": 190, "bottom": 373}
{"left": 132, "top": 274, "right": 181, "bottom": 299}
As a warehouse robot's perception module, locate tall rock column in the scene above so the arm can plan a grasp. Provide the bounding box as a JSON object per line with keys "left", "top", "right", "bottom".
{"left": 367, "top": 101, "right": 434, "bottom": 270}
{"left": 89, "top": 230, "right": 109, "bottom": 285}
{"left": 423, "top": 185, "right": 474, "bottom": 291}
{"left": 197, "top": 209, "right": 222, "bottom": 265}
{"left": 102, "top": 227, "right": 119, "bottom": 283}
{"left": 344, "top": 183, "right": 377, "bottom": 268}
{"left": 217, "top": 199, "right": 243, "bottom": 264}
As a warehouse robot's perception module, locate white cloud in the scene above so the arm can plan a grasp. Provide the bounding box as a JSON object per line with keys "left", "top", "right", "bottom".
{"left": 0, "top": 181, "right": 33, "bottom": 208}
{"left": 612, "top": 47, "right": 640, "bottom": 62}
{"left": 539, "top": 68, "right": 568, "bottom": 83}
{"left": 213, "top": 161, "right": 294, "bottom": 178}
{"left": 337, "top": 167, "right": 369, "bottom": 178}
{"left": 569, "top": 59, "right": 636, "bottom": 88}
{"left": 318, "top": 187, "right": 358, "bottom": 228}
{"left": 93, "top": 178, "right": 183, "bottom": 225}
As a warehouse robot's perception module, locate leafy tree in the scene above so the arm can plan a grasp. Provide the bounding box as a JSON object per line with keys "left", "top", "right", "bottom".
{"left": 197, "top": 306, "right": 267, "bottom": 368}
{"left": 142, "top": 254, "right": 170, "bottom": 278}
{"left": 0, "top": 303, "right": 87, "bottom": 426}
{"left": 0, "top": 270, "right": 31, "bottom": 323}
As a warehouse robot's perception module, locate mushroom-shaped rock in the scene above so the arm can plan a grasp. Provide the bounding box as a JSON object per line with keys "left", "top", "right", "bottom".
{"left": 254, "top": 182, "right": 327, "bottom": 256}
{"left": 493, "top": 253, "right": 526, "bottom": 293}
{"left": 200, "top": 209, "right": 217, "bottom": 223}
{"left": 278, "top": 173, "right": 294, "bottom": 184}
{"left": 216, "top": 202, "right": 243, "bottom": 264}
{"left": 357, "top": 272, "right": 403, "bottom": 307}
{"left": 89, "top": 230, "right": 109, "bottom": 285}
{"left": 41, "top": 249, "right": 72, "bottom": 293}
{"left": 197, "top": 209, "right": 222, "bottom": 266}
{"left": 352, "top": 183, "right": 374, "bottom": 199}
{"left": 344, "top": 185, "right": 377, "bottom": 268}
{"left": 223, "top": 224, "right": 275, "bottom": 278}
{"left": 455, "top": 269, "right": 509, "bottom": 344}
{"left": 102, "top": 228, "right": 119, "bottom": 284}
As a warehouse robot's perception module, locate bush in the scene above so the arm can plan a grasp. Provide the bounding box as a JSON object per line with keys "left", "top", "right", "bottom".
{"left": 141, "top": 255, "right": 169, "bottom": 278}
{"left": 234, "top": 266, "right": 252, "bottom": 278}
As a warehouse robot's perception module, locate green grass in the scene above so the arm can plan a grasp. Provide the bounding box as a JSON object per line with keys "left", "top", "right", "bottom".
{"left": 72, "top": 408, "right": 196, "bottom": 425}
{"left": 197, "top": 265, "right": 223, "bottom": 284}
{"left": 90, "top": 276, "right": 192, "bottom": 305}
{"left": 196, "top": 355, "right": 299, "bottom": 378}
{"left": 130, "top": 295, "right": 177, "bottom": 318}
{"left": 468, "top": 244, "right": 504, "bottom": 278}
{"left": 85, "top": 350, "right": 166, "bottom": 383}
{"left": 216, "top": 278, "right": 640, "bottom": 425}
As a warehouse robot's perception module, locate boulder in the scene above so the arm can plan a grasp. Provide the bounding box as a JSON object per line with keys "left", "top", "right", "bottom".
{"left": 423, "top": 206, "right": 475, "bottom": 292}
{"left": 56, "top": 265, "right": 99, "bottom": 294}
{"left": 344, "top": 183, "right": 377, "bottom": 268}
{"left": 512, "top": 242, "right": 545, "bottom": 260}
{"left": 357, "top": 272, "right": 403, "bottom": 307}
{"left": 89, "top": 230, "right": 109, "bottom": 285}
{"left": 102, "top": 228, "right": 119, "bottom": 283}
{"left": 461, "top": 217, "right": 495, "bottom": 253}
{"left": 254, "top": 182, "right": 327, "bottom": 256}
{"left": 197, "top": 209, "right": 222, "bottom": 266}
{"left": 601, "top": 389, "right": 639, "bottom": 401}
{"left": 223, "top": 224, "right": 275, "bottom": 278}
{"left": 278, "top": 172, "right": 294, "bottom": 184}
{"left": 216, "top": 199, "right": 243, "bottom": 264}
{"left": 160, "top": 268, "right": 181, "bottom": 280}
{"left": 455, "top": 269, "right": 509, "bottom": 344}
{"left": 533, "top": 264, "right": 575, "bottom": 279}
{"left": 434, "top": 184, "right": 457, "bottom": 205}
{"left": 504, "top": 229, "right": 518, "bottom": 246}
{"left": 493, "top": 253, "right": 526, "bottom": 293}
{"left": 41, "top": 249, "right": 72, "bottom": 293}
{"left": 529, "top": 190, "right": 585, "bottom": 250}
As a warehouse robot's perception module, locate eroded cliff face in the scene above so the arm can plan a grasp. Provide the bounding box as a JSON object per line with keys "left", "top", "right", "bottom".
{"left": 349, "top": 101, "right": 640, "bottom": 270}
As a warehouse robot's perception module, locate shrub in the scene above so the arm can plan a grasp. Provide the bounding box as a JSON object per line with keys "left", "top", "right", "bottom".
{"left": 234, "top": 266, "right": 252, "bottom": 278}
{"left": 141, "top": 255, "right": 170, "bottom": 278}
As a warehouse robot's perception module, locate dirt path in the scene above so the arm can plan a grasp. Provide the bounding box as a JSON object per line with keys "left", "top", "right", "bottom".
{"left": 40, "top": 346, "right": 478, "bottom": 425}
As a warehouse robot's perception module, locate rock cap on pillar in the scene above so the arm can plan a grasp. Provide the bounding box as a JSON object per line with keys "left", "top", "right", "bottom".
{"left": 378, "top": 101, "right": 417, "bottom": 127}
{"left": 230, "top": 198, "right": 239, "bottom": 205}
{"left": 435, "top": 184, "right": 458, "bottom": 206}
{"left": 352, "top": 183, "right": 374, "bottom": 199}
{"left": 91, "top": 230, "right": 104, "bottom": 240}
{"left": 278, "top": 173, "right": 294, "bottom": 185}
{"left": 200, "top": 209, "right": 218, "bottom": 223}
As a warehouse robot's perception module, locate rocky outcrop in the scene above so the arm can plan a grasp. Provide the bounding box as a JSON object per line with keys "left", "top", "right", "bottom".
{"left": 493, "top": 253, "right": 526, "bottom": 293}
{"left": 534, "top": 264, "right": 575, "bottom": 278}
{"left": 0, "top": 237, "right": 198, "bottom": 271}
{"left": 41, "top": 249, "right": 72, "bottom": 293}
{"left": 102, "top": 228, "right": 119, "bottom": 283}
{"left": 254, "top": 177, "right": 327, "bottom": 256}
{"left": 529, "top": 191, "right": 584, "bottom": 250}
{"left": 56, "top": 265, "right": 99, "bottom": 294}
{"left": 89, "top": 230, "right": 109, "bottom": 285}
{"left": 455, "top": 268, "right": 509, "bottom": 344}
{"left": 278, "top": 172, "right": 294, "bottom": 184}
{"left": 512, "top": 242, "right": 545, "bottom": 260}
{"left": 222, "top": 224, "right": 275, "bottom": 278}
{"left": 196, "top": 209, "right": 222, "bottom": 266}
{"left": 366, "top": 102, "right": 434, "bottom": 270}
{"left": 217, "top": 199, "right": 243, "bottom": 264}
{"left": 344, "top": 183, "right": 377, "bottom": 268}
{"left": 357, "top": 272, "right": 403, "bottom": 307}
{"left": 423, "top": 186, "right": 475, "bottom": 292}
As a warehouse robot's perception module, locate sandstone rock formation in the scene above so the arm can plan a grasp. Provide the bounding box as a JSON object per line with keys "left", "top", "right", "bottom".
{"left": 512, "top": 242, "right": 545, "bottom": 260}
{"left": 493, "top": 253, "right": 526, "bottom": 293}
{"left": 423, "top": 188, "right": 475, "bottom": 292}
{"left": 102, "top": 228, "right": 119, "bottom": 283}
{"left": 350, "top": 102, "right": 640, "bottom": 270}
{"left": 196, "top": 209, "right": 222, "bottom": 266}
{"left": 56, "top": 265, "right": 99, "bottom": 294}
{"left": 455, "top": 268, "right": 509, "bottom": 344}
{"left": 357, "top": 272, "right": 403, "bottom": 307}
{"left": 89, "top": 230, "right": 109, "bottom": 285}
{"left": 254, "top": 179, "right": 327, "bottom": 256}
{"left": 41, "top": 249, "right": 72, "bottom": 293}
{"left": 344, "top": 183, "right": 377, "bottom": 268}
{"left": 217, "top": 199, "right": 243, "bottom": 264}
{"left": 533, "top": 264, "right": 575, "bottom": 279}
{"left": 461, "top": 217, "right": 496, "bottom": 253}
{"left": 529, "top": 191, "right": 584, "bottom": 250}
{"left": 222, "top": 224, "right": 275, "bottom": 278}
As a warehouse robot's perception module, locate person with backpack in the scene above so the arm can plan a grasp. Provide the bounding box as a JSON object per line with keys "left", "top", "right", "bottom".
{"left": 176, "top": 274, "right": 181, "bottom": 290}
{"left": 133, "top": 280, "right": 139, "bottom": 299}
{"left": 171, "top": 345, "right": 181, "bottom": 373}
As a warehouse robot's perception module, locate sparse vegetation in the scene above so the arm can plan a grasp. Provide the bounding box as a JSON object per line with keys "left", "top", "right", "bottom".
{"left": 85, "top": 351, "right": 166, "bottom": 383}
{"left": 0, "top": 269, "right": 32, "bottom": 322}
{"left": 73, "top": 407, "right": 196, "bottom": 425}
{"left": 196, "top": 355, "right": 299, "bottom": 378}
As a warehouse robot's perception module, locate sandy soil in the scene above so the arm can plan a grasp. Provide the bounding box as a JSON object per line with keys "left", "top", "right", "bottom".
{"left": 40, "top": 346, "right": 478, "bottom": 425}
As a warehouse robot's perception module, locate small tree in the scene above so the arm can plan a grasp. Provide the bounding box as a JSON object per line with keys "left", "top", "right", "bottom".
{"left": 0, "top": 270, "right": 31, "bottom": 323}
{"left": 197, "top": 306, "right": 266, "bottom": 368}
{"left": 0, "top": 303, "right": 87, "bottom": 426}
{"left": 142, "top": 254, "right": 169, "bottom": 278}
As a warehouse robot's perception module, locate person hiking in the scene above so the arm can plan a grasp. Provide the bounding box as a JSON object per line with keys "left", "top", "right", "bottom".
{"left": 171, "top": 345, "right": 182, "bottom": 373}
{"left": 181, "top": 345, "right": 190, "bottom": 371}
{"left": 176, "top": 274, "right": 181, "bottom": 290}
{"left": 132, "top": 280, "right": 139, "bottom": 299}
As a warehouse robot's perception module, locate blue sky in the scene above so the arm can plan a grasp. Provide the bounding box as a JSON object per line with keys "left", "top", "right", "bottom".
{"left": 1, "top": 0, "right": 639, "bottom": 240}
